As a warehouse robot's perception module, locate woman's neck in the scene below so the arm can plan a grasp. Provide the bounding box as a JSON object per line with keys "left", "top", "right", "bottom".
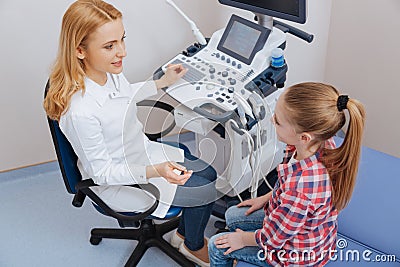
{"left": 86, "top": 71, "right": 107, "bottom": 86}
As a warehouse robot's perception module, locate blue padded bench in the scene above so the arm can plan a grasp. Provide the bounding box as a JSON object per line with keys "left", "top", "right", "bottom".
{"left": 236, "top": 141, "right": 400, "bottom": 266}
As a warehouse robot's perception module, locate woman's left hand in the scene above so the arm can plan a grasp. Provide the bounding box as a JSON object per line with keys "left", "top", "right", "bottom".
{"left": 155, "top": 64, "right": 187, "bottom": 89}
{"left": 214, "top": 229, "right": 246, "bottom": 255}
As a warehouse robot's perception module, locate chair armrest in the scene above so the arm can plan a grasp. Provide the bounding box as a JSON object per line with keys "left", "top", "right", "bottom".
{"left": 75, "top": 179, "right": 161, "bottom": 223}
{"left": 136, "top": 100, "right": 175, "bottom": 141}
{"left": 72, "top": 179, "right": 94, "bottom": 207}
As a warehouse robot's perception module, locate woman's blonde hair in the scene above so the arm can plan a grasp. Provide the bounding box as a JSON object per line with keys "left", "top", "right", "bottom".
{"left": 283, "top": 82, "right": 366, "bottom": 211}
{"left": 43, "top": 0, "right": 122, "bottom": 121}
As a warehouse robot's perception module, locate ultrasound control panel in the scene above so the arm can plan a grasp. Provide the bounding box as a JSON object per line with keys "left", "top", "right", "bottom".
{"left": 166, "top": 56, "right": 252, "bottom": 112}
{"left": 163, "top": 14, "right": 286, "bottom": 115}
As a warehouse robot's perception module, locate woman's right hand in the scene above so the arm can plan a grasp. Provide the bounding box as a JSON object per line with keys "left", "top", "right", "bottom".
{"left": 236, "top": 191, "right": 272, "bottom": 215}
{"left": 147, "top": 161, "right": 192, "bottom": 185}
{"left": 155, "top": 64, "right": 187, "bottom": 89}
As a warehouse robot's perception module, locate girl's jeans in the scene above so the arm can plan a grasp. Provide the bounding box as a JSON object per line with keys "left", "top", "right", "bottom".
{"left": 209, "top": 205, "right": 272, "bottom": 267}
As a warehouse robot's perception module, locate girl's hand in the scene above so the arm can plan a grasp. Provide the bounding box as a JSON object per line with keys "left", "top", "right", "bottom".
{"left": 155, "top": 64, "right": 187, "bottom": 89}
{"left": 214, "top": 229, "right": 246, "bottom": 255}
{"left": 237, "top": 192, "right": 272, "bottom": 215}
{"left": 147, "top": 161, "right": 192, "bottom": 185}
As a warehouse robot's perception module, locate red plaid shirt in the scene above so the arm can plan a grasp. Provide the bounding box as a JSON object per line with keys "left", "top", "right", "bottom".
{"left": 255, "top": 139, "right": 338, "bottom": 266}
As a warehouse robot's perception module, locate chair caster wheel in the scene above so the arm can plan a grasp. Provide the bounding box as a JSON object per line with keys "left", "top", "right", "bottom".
{"left": 90, "top": 236, "right": 102, "bottom": 245}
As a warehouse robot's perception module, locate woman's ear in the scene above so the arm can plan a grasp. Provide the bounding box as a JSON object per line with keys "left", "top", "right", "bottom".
{"left": 76, "top": 46, "right": 85, "bottom": 60}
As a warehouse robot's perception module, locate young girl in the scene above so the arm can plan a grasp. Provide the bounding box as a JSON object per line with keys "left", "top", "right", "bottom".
{"left": 208, "top": 82, "right": 366, "bottom": 266}
{"left": 43, "top": 1, "right": 215, "bottom": 266}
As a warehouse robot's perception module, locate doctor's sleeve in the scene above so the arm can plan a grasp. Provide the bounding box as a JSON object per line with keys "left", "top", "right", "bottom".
{"left": 59, "top": 113, "right": 148, "bottom": 185}
{"left": 129, "top": 81, "right": 158, "bottom": 103}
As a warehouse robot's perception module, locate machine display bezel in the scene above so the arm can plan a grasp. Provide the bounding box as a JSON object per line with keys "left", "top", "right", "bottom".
{"left": 217, "top": 14, "right": 271, "bottom": 65}
{"left": 218, "top": 0, "right": 307, "bottom": 24}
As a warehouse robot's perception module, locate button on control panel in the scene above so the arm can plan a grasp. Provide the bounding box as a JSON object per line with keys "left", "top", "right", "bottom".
{"left": 165, "top": 55, "right": 253, "bottom": 111}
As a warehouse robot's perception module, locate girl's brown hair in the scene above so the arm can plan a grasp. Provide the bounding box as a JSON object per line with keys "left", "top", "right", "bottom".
{"left": 43, "top": 0, "right": 122, "bottom": 121}
{"left": 283, "top": 82, "right": 366, "bottom": 211}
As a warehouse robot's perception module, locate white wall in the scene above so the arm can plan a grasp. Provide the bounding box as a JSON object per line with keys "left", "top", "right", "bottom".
{"left": 0, "top": 0, "right": 332, "bottom": 171}
{"left": 282, "top": 0, "right": 332, "bottom": 87}
{"left": 325, "top": 0, "right": 400, "bottom": 157}
{"left": 0, "top": 1, "right": 69, "bottom": 171}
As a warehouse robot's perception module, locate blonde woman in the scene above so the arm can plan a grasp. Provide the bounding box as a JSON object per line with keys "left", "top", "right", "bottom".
{"left": 44, "top": 1, "right": 216, "bottom": 265}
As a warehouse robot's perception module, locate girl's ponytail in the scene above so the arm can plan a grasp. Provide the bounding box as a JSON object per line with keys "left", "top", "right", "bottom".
{"left": 324, "top": 98, "right": 366, "bottom": 211}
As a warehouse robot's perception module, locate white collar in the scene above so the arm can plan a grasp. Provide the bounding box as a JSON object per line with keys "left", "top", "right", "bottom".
{"left": 84, "top": 73, "right": 121, "bottom": 106}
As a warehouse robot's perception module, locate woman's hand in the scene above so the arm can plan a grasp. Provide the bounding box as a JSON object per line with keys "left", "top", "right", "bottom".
{"left": 155, "top": 64, "right": 187, "bottom": 89}
{"left": 237, "top": 191, "right": 272, "bottom": 215}
{"left": 147, "top": 161, "right": 192, "bottom": 185}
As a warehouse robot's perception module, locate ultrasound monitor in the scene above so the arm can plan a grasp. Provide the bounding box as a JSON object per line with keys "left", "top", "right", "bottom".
{"left": 218, "top": 0, "right": 306, "bottom": 24}
{"left": 217, "top": 14, "right": 271, "bottom": 65}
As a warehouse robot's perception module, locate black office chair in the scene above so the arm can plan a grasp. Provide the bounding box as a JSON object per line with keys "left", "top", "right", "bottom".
{"left": 45, "top": 82, "right": 195, "bottom": 267}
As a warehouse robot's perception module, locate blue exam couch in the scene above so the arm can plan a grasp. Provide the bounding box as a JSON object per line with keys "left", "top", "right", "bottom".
{"left": 236, "top": 142, "right": 400, "bottom": 266}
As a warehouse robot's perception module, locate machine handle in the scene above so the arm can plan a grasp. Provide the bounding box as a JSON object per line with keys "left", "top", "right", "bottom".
{"left": 193, "top": 103, "right": 236, "bottom": 124}
{"left": 273, "top": 20, "right": 314, "bottom": 43}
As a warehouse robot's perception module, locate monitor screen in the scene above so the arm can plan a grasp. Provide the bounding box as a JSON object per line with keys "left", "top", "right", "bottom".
{"left": 218, "top": 0, "right": 306, "bottom": 24}
{"left": 217, "top": 15, "right": 271, "bottom": 65}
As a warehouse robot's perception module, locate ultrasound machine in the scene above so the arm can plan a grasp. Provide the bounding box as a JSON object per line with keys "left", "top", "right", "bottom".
{"left": 156, "top": 0, "right": 313, "bottom": 215}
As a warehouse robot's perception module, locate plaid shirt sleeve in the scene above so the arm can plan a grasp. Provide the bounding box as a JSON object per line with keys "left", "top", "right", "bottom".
{"left": 255, "top": 189, "right": 311, "bottom": 249}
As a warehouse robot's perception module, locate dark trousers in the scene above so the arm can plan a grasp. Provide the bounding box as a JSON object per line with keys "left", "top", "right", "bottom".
{"left": 164, "top": 142, "right": 218, "bottom": 251}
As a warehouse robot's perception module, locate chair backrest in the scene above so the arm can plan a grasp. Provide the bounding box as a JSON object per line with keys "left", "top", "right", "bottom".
{"left": 44, "top": 81, "right": 163, "bottom": 225}
{"left": 45, "top": 81, "right": 82, "bottom": 194}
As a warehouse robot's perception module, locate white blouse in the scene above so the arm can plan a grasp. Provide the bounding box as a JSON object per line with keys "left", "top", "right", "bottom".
{"left": 59, "top": 73, "right": 183, "bottom": 217}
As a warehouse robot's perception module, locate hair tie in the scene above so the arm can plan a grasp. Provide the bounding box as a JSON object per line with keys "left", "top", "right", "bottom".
{"left": 337, "top": 95, "right": 349, "bottom": 111}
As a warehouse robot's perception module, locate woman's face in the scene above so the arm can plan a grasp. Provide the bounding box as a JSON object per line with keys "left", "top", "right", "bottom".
{"left": 77, "top": 18, "right": 127, "bottom": 85}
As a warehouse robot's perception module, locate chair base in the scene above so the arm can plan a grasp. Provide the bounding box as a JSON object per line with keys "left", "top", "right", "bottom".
{"left": 90, "top": 217, "right": 195, "bottom": 267}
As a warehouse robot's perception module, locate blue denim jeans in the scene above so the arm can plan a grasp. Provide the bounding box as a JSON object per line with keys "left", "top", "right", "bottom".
{"left": 209, "top": 205, "right": 272, "bottom": 267}
{"left": 164, "top": 142, "right": 218, "bottom": 251}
